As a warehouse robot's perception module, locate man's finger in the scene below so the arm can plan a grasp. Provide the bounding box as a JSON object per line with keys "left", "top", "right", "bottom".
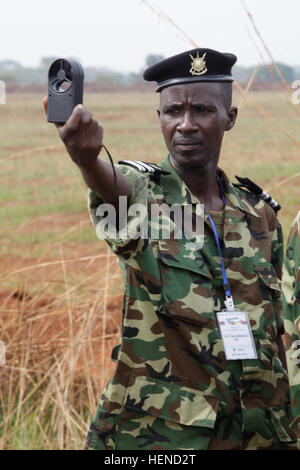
{"left": 60, "top": 104, "right": 84, "bottom": 138}
{"left": 80, "top": 109, "right": 93, "bottom": 129}
{"left": 43, "top": 96, "right": 48, "bottom": 115}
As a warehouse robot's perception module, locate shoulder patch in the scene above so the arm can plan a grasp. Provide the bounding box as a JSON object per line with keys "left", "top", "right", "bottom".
{"left": 118, "top": 160, "right": 171, "bottom": 176}
{"left": 233, "top": 175, "right": 281, "bottom": 213}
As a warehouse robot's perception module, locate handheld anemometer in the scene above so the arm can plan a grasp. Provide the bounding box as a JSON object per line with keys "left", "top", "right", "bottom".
{"left": 46, "top": 57, "right": 118, "bottom": 188}
{"left": 47, "top": 58, "right": 84, "bottom": 124}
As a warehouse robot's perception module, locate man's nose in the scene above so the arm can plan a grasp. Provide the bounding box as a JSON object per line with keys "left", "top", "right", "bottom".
{"left": 177, "top": 111, "right": 198, "bottom": 133}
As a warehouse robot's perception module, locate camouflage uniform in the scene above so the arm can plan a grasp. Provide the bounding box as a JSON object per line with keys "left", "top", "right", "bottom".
{"left": 87, "top": 155, "right": 296, "bottom": 450}
{"left": 283, "top": 211, "right": 300, "bottom": 445}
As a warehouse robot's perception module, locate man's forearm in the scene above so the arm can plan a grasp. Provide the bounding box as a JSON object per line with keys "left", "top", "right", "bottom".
{"left": 43, "top": 101, "right": 131, "bottom": 208}
{"left": 78, "top": 156, "right": 131, "bottom": 208}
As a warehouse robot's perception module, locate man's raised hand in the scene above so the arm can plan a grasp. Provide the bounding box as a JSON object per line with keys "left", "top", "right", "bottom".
{"left": 43, "top": 96, "right": 103, "bottom": 169}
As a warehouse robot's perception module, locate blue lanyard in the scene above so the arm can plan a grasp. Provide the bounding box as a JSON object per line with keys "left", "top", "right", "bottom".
{"left": 205, "top": 178, "right": 234, "bottom": 309}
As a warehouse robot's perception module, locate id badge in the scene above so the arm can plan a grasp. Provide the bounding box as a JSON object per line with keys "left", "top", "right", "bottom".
{"left": 216, "top": 310, "right": 257, "bottom": 360}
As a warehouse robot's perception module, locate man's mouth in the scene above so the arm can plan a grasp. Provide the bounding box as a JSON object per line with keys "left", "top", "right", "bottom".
{"left": 175, "top": 140, "right": 203, "bottom": 150}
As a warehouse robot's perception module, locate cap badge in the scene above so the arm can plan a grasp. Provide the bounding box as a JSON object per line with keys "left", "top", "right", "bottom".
{"left": 189, "top": 51, "right": 207, "bottom": 76}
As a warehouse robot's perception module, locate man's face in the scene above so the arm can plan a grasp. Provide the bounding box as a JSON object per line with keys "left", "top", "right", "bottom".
{"left": 158, "top": 82, "right": 237, "bottom": 171}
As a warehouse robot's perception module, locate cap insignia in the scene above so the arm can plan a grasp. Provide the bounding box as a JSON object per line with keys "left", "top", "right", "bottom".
{"left": 189, "top": 51, "right": 207, "bottom": 76}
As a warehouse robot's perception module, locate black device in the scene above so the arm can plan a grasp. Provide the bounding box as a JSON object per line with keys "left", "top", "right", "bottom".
{"left": 47, "top": 58, "right": 84, "bottom": 124}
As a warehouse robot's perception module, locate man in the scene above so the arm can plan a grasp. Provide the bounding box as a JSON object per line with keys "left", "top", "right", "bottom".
{"left": 282, "top": 211, "right": 300, "bottom": 446}
{"left": 45, "top": 48, "right": 296, "bottom": 450}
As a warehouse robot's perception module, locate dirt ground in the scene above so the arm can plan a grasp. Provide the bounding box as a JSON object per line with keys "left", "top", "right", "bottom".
{"left": 0, "top": 210, "right": 124, "bottom": 385}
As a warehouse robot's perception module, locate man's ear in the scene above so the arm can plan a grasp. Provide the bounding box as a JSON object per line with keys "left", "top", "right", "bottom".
{"left": 225, "top": 106, "right": 238, "bottom": 131}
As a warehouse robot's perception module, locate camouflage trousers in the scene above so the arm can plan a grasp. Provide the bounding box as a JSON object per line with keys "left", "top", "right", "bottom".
{"left": 87, "top": 401, "right": 297, "bottom": 451}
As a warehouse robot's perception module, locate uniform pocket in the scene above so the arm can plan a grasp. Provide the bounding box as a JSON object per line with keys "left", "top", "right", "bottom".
{"left": 253, "top": 263, "right": 283, "bottom": 339}
{"left": 158, "top": 239, "right": 215, "bottom": 317}
{"left": 157, "top": 239, "right": 223, "bottom": 377}
{"left": 269, "top": 405, "right": 297, "bottom": 444}
{"left": 115, "top": 375, "right": 219, "bottom": 450}
{"left": 255, "top": 264, "right": 281, "bottom": 294}
{"left": 158, "top": 239, "right": 212, "bottom": 278}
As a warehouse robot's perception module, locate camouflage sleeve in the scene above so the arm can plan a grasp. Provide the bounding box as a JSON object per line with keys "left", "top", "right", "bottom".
{"left": 282, "top": 211, "right": 300, "bottom": 439}
{"left": 88, "top": 163, "right": 149, "bottom": 258}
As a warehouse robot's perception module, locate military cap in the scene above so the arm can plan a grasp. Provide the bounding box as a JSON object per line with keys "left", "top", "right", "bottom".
{"left": 143, "top": 48, "right": 237, "bottom": 92}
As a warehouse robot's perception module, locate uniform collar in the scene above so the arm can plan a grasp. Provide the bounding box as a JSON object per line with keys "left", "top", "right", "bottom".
{"left": 159, "top": 155, "right": 260, "bottom": 218}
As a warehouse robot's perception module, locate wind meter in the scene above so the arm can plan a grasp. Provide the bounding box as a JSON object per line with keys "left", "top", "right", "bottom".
{"left": 47, "top": 58, "right": 84, "bottom": 124}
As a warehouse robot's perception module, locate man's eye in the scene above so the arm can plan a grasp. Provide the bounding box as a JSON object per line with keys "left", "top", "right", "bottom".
{"left": 166, "top": 108, "right": 180, "bottom": 115}
{"left": 195, "top": 106, "right": 213, "bottom": 114}
{"left": 195, "top": 106, "right": 207, "bottom": 113}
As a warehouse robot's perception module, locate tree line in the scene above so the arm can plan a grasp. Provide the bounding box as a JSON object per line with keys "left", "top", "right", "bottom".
{"left": 0, "top": 54, "right": 297, "bottom": 88}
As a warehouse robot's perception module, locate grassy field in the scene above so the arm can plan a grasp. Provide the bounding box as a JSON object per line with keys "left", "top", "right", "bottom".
{"left": 0, "top": 89, "right": 300, "bottom": 449}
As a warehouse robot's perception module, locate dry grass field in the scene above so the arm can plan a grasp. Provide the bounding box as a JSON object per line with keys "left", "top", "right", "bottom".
{"left": 0, "top": 89, "right": 299, "bottom": 449}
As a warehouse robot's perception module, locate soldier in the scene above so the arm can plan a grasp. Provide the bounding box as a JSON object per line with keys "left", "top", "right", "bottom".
{"left": 44, "top": 48, "right": 296, "bottom": 450}
{"left": 282, "top": 211, "right": 300, "bottom": 447}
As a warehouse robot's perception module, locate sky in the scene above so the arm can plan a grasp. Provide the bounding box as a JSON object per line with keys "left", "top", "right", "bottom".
{"left": 1, "top": 0, "right": 299, "bottom": 73}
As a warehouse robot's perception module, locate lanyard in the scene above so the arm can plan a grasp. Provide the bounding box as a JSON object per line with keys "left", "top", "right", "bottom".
{"left": 205, "top": 178, "right": 235, "bottom": 312}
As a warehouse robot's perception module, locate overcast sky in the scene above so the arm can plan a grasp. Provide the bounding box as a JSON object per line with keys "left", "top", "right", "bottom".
{"left": 1, "top": 0, "right": 299, "bottom": 72}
